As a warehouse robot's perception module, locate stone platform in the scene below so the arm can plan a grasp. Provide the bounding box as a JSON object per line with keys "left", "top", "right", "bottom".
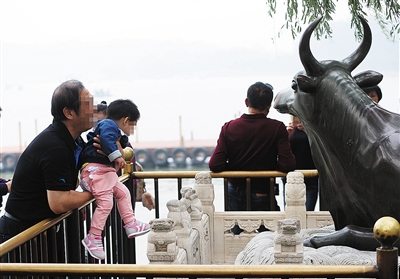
{"left": 236, "top": 225, "right": 399, "bottom": 267}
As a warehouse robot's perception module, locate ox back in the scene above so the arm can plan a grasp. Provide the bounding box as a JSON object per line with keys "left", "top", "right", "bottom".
{"left": 274, "top": 16, "right": 400, "bottom": 230}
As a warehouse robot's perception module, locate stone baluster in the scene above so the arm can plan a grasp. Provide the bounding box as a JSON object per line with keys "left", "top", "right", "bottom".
{"left": 181, "top": 187, "right": 203, "bottom": 221}
{"left": 193, "top": 172, "right": 214, "bottom": 259}
{"left": 274, "top": 218, "right": 304, "bottom": 263}
{"left": 192, "top": 172, "right": 215, "bottom": 218}
{"left": 284, "top": 171, "right": 306, "bottom": 229}
{"left": 167, "top": 199, "right": 200, "bottom": 264}
{"left": 181, "top": 186, "right": 211, "bottom": 264}
{"left": 147, "top": 218, "right": 179, "bottom": 264}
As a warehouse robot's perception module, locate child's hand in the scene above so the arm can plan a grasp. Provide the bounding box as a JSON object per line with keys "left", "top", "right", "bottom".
{"left": 114, "top": 157, "right": 126, "bottom": 171}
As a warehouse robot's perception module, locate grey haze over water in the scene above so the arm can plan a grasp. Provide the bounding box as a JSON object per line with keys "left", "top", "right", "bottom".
{"left": 1, "top": 1, "right": 399, "bottom": 150}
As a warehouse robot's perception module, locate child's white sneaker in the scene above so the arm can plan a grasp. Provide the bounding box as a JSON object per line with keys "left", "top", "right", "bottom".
{"left": 124, "top": 219, "right": 150, "bottom": 238}
{"left": 81, "top": 233, "right": 105, "bottom": 260}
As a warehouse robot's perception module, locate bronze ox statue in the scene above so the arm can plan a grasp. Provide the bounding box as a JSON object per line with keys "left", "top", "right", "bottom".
{"left": 274, "top": 17, "right": 400, "bottom": 250}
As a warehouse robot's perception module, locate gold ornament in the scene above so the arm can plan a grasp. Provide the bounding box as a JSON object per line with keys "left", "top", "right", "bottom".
{"left": 373, "top": 216, "right": 400, "bottom": 249}
{"left": 124, "top": 147, "right": 134, "bottom": 161}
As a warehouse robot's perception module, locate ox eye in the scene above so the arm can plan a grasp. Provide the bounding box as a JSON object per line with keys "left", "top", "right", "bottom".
{"left": 291, "top": 81, "right": 297, "bottom": 91}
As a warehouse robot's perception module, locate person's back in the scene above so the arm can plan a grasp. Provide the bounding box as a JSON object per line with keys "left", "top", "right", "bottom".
{"left": 209, "top": 82, "right": 296, "bottom": 227}
{"left": 210, "top": 115, "right": 293, "bottom": 193}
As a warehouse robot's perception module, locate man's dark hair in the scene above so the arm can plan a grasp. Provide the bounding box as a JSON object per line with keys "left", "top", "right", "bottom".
{"left": 107, "top": 99, "right": 140, "bottom": 121}
{"left": 51, "top": 80, "right": 85, "bottom": 120}
{"left": 362, "top": 85, "right": 382, "bottom": 102}
{"left": 247, "top": 82, "right": 274, "bottom": 111}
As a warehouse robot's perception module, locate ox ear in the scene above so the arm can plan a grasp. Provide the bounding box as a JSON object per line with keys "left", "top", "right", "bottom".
{"left": 353, "top": 70, "right": 383, "bottom": 88}
{"left": 297, "top": 74, "right": 318, "bottom": 94}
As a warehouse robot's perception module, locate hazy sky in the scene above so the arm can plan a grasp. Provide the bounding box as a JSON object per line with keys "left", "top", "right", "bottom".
{"left": 1, "top": 0, "right": 399, "bottom": 150}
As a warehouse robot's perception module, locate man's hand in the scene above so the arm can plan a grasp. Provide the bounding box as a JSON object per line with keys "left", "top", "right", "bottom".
{"left": 94, "top": 135, "right": 124, "bottom": 157}
{"left": 142, "top": 192, "right": 156, "bottom": 211}
{"left": 93, "top": 135, "right": 106, "bottom": 156}
{"left": 287, "top": 122, "right": 295, "bottom": 138}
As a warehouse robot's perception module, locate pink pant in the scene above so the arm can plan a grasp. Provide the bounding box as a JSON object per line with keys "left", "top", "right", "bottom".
{"left": 80, "top": 163, "right": 135, "bottom": 235}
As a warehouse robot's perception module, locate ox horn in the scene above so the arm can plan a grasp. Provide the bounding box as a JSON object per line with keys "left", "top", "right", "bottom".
{"left": 300, "top": 16, "right": 372, "bottom": 75}
{"left": 299, "top": 17, "right": 324, "bottom": 76}
{"left": 342, "top": 16, "right": 372, "bottom": 72}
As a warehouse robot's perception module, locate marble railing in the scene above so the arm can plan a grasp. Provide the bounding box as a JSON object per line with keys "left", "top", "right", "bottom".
{"left": 146, "top": 171, "right": 333, "bottom": 265}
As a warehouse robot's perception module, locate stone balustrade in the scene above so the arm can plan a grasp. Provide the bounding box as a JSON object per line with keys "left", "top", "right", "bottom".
{"left": 146, "top": 171, "right": 333, "bottom": 265}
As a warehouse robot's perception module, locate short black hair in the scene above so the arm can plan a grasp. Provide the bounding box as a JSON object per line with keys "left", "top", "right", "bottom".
{"left": 97, "top": 101, "right": 107, "bottom": 114}
{"left": 107, "top": 99, "right": 140, "bottom": 121}
{"left": 363, "top": 85, "right": 382, "bottom": 101}
{"left": 247, "top": 82, "right": 274, "bottom": 111}
{"left": 51, "top": 80, "right": 85, "bottom": 120}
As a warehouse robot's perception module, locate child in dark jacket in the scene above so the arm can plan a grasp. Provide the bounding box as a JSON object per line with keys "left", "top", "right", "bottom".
{"left": 79, "top": 99, "right": 150, "bottom": 260}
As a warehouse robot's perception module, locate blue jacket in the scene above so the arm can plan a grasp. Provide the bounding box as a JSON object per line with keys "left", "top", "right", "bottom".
{"left": 79, "top": 119, "right": 128, "bottom": 168}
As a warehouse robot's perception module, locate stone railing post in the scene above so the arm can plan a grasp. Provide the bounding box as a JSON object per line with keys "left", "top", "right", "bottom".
{"left": 181, "top": 186, "right": 211, "bottom": 264}
{"left": 274, "top": 218, "right": 303, "bottom": 264}
{"left": 147, "top": 218, "right": 179, "bottom": 264}
{"left": 193, "top": 172, "right": 215, "bottom": 262}
{"left": 167, "top": 199, "right": 200, "bottom": 264}
{"left": 284, "top": 171, "right": 306, "bottom": 229}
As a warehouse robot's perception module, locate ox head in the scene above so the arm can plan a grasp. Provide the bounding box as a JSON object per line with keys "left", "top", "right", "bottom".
{"left": 274, "top": 17, "right": 382, "bottom": 122}
{"left": 273, "top": 17, "right": 400, "bottom": 231}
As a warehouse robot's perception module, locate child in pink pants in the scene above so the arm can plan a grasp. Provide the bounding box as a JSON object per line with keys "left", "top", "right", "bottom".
{"left": 79, "top": 99, "right": 150, "bottom": 260}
